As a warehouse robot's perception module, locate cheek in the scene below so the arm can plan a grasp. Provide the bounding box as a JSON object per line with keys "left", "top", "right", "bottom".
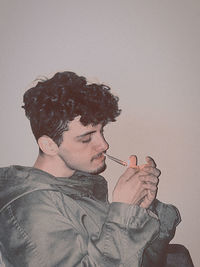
{"left": 60, "top": 145, "right": 90, "bottom": 161}
{"left": 59, "top": 140, "right": 94, "bottom": 162}
{"left": 60, "top": 143, "right": 81, "bottom": 154}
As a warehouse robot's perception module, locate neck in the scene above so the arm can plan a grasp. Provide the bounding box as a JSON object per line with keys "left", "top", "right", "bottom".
{"left": 33, "top": 153, "right": 75, "bottom": 178}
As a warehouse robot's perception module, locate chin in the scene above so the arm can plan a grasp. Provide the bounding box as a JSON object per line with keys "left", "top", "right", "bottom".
{"left": 89, "top": 163, "right": 107, "bottom": 175}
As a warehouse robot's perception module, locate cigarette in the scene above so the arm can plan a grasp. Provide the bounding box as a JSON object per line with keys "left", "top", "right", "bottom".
{"left": 104, "top": 153, "right": 128, "bottom": 166}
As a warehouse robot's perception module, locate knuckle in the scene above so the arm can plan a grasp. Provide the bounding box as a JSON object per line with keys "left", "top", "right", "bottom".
{"left": 157, "top": 169, "right": 161, "bottom": 176}
{"left": 152, "top": 176, "right": 159, "bottom": 184}
{"left": 126, "top": 167, "right": 136, "bottom": 174}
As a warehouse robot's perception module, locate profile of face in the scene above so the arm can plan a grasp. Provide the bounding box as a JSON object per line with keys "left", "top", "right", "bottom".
{"left": 56, "top": 117, "right": 109, "bottom": 175}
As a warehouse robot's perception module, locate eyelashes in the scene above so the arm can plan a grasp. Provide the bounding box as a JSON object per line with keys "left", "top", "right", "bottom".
{"left": 79, "top": 129, "right": 105, "bottom": 144}
{"left": 81, "top": 138, "right": 92, "bottom": 143}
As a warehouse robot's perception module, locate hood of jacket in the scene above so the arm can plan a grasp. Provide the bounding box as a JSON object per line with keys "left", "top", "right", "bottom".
{"left": 0, "top": 165, "right": 108, "bottom": 213}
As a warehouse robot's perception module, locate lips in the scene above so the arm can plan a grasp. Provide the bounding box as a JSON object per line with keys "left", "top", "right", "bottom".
{"left": 92, "top": 153, "right": 105, "bottom": 161}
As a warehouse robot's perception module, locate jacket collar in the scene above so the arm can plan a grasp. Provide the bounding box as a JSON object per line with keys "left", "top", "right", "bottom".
{"left": 54, "top": 171, "right": 108, "bottom": 202}
{"left": 0, "top": 166, "right": 108, "bottom": 212}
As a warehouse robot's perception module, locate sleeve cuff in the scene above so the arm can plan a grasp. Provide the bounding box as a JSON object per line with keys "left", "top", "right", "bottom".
{"left": 148, "top": 199, "right": 181, "bottom": 239}
{"left": 107, "top": 202, "right": 159, "bottom": 229}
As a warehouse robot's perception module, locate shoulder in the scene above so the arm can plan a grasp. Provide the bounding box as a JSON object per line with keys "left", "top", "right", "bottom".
{"left": 0, "top": 189, "right": 77, "bottom": 235}
{"left": 9, "top": 189, "right": 76, "bottom": 221}
{"left": 0, "top": 191, "right": 87, "bottom": 266}
{"left": 0, "top": 190, "right": 85, "bottom": 245}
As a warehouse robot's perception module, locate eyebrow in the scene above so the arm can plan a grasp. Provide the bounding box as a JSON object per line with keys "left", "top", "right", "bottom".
{"left": 75, "top": 130, "right": 96, "bottom": 139}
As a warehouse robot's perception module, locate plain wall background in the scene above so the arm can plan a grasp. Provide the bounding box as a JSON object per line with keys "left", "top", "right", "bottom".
{"left": 0, "top": 0, "right": 199, "bottom": 265}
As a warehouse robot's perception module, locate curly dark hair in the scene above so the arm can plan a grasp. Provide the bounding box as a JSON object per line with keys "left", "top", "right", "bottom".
{"left": 22, "top": 71, "right": 121, "bottom": 146}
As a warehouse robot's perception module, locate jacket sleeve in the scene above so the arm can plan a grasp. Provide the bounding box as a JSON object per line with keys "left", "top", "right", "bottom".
{"left": 142, "top": 199, "right": 181, "bottom": 267}
{"left": 1, "top": 190, "right": 160, "bottom": 267}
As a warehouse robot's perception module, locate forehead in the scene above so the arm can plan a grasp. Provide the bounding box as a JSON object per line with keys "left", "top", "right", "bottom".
{"left": 67, "top": 116, "right": 102, "bottom": 136}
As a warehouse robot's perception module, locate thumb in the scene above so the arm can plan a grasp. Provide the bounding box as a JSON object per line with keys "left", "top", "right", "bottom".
{"left": 129, "top": 155, "right": 138, "bottom": 168}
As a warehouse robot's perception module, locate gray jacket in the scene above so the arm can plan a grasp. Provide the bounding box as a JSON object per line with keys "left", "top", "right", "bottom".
{"left": 0, "top": 166, "right": 181, "bottom": 267}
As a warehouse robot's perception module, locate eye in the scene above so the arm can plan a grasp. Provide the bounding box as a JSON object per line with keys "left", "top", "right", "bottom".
{"left": 81, "top": 137, "right": 91, "bottom": 143}
{"left": 80, "top": 134, "right": 92, "bottom": 143}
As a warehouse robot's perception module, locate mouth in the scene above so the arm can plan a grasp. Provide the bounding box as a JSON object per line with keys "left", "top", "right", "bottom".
{"left": 92, "top": 152, "right": 106, "bottom": 161}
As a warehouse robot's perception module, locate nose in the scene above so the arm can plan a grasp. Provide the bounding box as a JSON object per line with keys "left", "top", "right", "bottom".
{"left": 95, "top": 134, "right": 109, "bottom": 152}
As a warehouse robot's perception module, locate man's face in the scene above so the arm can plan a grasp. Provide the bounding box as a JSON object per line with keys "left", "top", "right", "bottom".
{"left": 57, "top": 117, "right": 109, "bottom": 175}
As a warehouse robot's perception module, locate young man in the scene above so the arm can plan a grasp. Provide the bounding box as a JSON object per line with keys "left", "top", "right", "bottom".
{"left": 0, "top": 71, "right": 180, "bottom": 266}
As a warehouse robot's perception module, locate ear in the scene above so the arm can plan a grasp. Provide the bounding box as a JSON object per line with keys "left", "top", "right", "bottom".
{"left": 38, "top": 136, "right": 58, "bottom": 156}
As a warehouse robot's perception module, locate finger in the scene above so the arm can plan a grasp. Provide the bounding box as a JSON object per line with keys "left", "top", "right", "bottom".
{"left": 147, "top": 189, "right": 157, "bottom": 201}
{"left": 143, "top": 182, "right": 158, "bottom": 192}
{"left": 140, "top": 189, "right": 157, "bottom": 208}
{"left": 118, "top": 167, "right": 139, "bottom": 183}
{"left": 139, "top": 174, "right": 159, "bottom": 185}
{"left": 139, "top": 167, "right": 161, "bottom": 177}
{"left": 144, "top": 191, "right": 156, "bottom": 204}
{"left": 139, "top": 190, "right": 150, "bottom": 208}
{"left": 128, "top": 155, "right": 138, "bottom": 168}
{"left": 138, "top": 191, "right": 147, "bottom": 203}
{"left": 145, "top": 156, "right": 156, "bottom": 167}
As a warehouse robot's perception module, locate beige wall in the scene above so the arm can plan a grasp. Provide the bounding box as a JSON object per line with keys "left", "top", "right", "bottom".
{"left": 0, "top": 0, "right": 199, "bottom": 265}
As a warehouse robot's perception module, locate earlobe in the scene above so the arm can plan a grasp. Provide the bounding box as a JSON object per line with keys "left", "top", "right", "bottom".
{"left": 38, "top": 136, "right": 58, "bottom": 155}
